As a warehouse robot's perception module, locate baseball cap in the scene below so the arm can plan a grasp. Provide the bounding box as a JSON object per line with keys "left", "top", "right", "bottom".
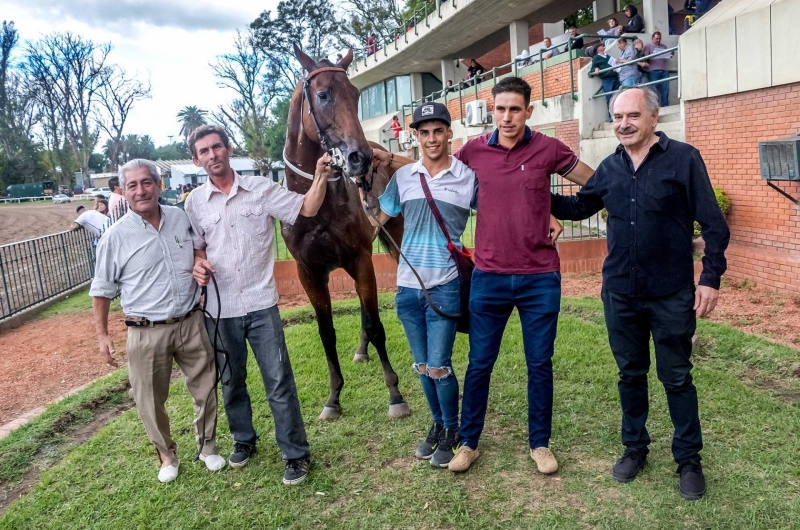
{"left": 409, "top": 102, "right": 451, "bottom": 129}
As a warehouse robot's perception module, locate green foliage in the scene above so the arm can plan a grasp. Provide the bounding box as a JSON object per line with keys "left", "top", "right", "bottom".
{"left": 564, "top": 6, "right": 595, "bottom": 29}
{"left": 87, "top": 152, "right": 106, "bottom": 173}
{"left": 176, "top": 105, "right": 208, "bottom": 141}
{"left": 694, "top": 187, "right": 730, "bottom": 238}
{"left": 153, "top": 141, "right": 190, "bottom": 161}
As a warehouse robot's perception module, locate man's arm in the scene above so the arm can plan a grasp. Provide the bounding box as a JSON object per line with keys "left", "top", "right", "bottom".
{"left": 193, "top": 249, "right": 213, "bottom": 287}
{"left": 373, "top": 150, "right": 414, "bottom": 170}
{"left": 550, "top": 174, "right": 605, "bottom": 221}
{"left": 92, "top": 296, "right": 117, "bottom": 367}
{"left": 299, "top": 153, "right": 335, "bottom": 217}
{"left": 689, "top": 150, "right": 730, "bottom": 318}
{"left": 561, "top": 160, "right": 594, "bottom": 186}
{"left": 70, "top": 222, "right": 81, "bottom": 231}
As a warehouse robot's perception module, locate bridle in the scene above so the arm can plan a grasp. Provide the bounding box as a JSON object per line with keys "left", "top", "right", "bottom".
{"left": 283, "top": 65, "right": 374, "bottom": 195}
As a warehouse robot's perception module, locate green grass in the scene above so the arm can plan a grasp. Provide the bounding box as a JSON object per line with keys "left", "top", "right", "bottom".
{"left": 35, "top": 288, "right": 121, "bottom": 319}
{"left": 2, "top": 295, "right": 799, "bottom": 529}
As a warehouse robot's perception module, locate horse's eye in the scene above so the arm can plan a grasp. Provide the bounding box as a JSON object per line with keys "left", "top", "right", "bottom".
{"left": 317, "top": 92, "right": 328, "bottom": 101}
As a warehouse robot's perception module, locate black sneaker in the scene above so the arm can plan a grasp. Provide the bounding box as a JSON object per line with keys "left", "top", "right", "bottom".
{"left": 229, "top": 443, "right": 255, "bottom": 468}
{"left": 430, "top": 428, "right": 458, "bottom": 468}
{"left": 283, "top": 456, "right": 310, "bottom": 486}
{"left": 611, "top": 447, "right": 648, "bottom": 483}
{"left": 415, "top": 423, "right": 443, "bottom": 460}
{"left": 677, "top": 461, "right": 706, "bottom": 500}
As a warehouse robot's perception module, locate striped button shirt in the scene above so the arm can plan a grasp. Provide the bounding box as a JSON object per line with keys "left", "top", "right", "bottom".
{"left": 184, "top": 172, "right": 304, "bottom": 318}
{"left": 89, "top": 205, "right": 199, "bottom": 320}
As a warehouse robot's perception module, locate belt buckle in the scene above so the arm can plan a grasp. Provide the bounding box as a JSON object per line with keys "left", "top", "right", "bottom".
{"left": 164, "top": 317, "right": 176, "bottom": 325}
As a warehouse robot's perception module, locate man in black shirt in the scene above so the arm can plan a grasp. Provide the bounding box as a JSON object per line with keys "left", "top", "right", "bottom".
{"left": 551, "top": 87, "right": 729, "bottom": 501}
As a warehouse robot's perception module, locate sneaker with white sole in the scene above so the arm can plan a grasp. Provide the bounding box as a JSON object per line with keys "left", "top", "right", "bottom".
{"left": 199, "top": 453, "right": 226, "bottom": 471}
{"left": 158, "top": 464, "right": 179, "bottom": 483}
{"left": 448, "top": 445, "right": 480, "bottom": 472}
{"left": 530, "top": 447, "right": 559, "bottom": 474}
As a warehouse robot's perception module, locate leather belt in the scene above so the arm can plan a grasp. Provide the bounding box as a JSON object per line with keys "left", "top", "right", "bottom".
{"left": 125, "top": 305, "right": 201, "bottom": 327}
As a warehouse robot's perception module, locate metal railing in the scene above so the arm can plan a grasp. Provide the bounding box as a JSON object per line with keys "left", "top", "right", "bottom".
{"left": 588, "top": 45, "right": 678, "bottom": 99}
{"left": 353, "top": 1, "right": 443, "bottom": 64}
{"left": 0, "top": 230, "right": 97, "bottom": 319}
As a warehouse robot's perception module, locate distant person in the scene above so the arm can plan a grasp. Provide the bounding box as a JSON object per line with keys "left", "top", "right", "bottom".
{"left": 592, "top": 43, "right": 620, "bottom": 119}
{"left": 108, "top": 176, "right": 127, "bottom": 221}
{"left": 633, "top": 39, "right": 649, "bottom": 83}
{"left": 644, "top": 31, "right": 673, "bottom": 107}
{"left": 391, "top": 115, "right": 403, "bottom": 139}
{"left": 542, "top": 37, "right": 561, "bottom": 59}
{"left": 622, "top": 4, "right": 645, "bottom": 33}
{"left": 96, "top": 199, "right": 109, "bottom": 216}
{"left": 335, "top": 53, "right": 343, "bottom": 63}
{"left": 466, "top": 59, "right": 485, "bottom": 86}
{"left": 367, "top": 33, "right": 377, "bottom": 55}
{"left": 684, "top": 0, "right": 697, "bottom": 31}
{"left": 90, "top": 158, "right": 225, "bottom": 483}
{"left": 515, "top": 49, "right": 531, "bottom": 67}
{"left": 443, "top": 79, "right": 456, "bottom": 95}
{"left": 603, "top": 18, "right": 622, "bottom": 48}
{"left": 615, "top": 37, "right": 641, "bottom": 87}
{"left": 70, "top": 204, "right": 111, "bottom": 241}
{"left": 566, "top": 26, "right": 584, "bottom": 51}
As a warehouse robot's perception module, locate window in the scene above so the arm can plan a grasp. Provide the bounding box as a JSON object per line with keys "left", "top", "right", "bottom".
{"left": 396, "top": 75, "right": 411, "bottom": 110}
{"left": 386, "top": 78, "right": 397, "bottom": 114}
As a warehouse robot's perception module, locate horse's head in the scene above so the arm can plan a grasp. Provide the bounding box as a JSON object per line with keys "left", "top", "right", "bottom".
{"left": 292, "top": 45, "right": 373, "bottom": 177}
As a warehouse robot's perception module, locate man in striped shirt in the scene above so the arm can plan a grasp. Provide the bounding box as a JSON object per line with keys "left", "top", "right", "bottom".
{"left": 185, "top": 125, "right": 332, "bottom": 486}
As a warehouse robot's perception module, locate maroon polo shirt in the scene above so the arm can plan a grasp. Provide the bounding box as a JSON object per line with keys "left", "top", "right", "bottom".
{"left": 455, "top": 127, "right": 578, "bottom": 274}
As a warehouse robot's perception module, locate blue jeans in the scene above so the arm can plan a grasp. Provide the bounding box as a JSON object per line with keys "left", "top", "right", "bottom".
{"left": 396, "top": 278, "right": 461, "bottom": 429}
{"left": 648, "top": 69, "right": 670, "bottom": 107}
{"left": 459, "top": 270, "right": 561, "bottom": 450}
{"left": 206, "top": 305, "right": 310, "bottom": 460}
{"left": 601, "top": 77, "right": 620, "bottom": 119}
{"left": 620, "top": 75, "right": 640, "bottom": 88}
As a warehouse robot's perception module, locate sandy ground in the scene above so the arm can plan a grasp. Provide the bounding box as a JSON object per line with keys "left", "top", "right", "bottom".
{"left": 0, "top": 201, "right": 92, "bottom": 245}
{"left": 0, "top": 272, "right": 797, "bottom": 426}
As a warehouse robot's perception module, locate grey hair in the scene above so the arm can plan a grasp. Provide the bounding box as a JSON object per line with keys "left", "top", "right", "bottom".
{"left": 119, "top": 159, "right": 160, "bottom": 188}
{"left": 608, "top": 86, "right": 660, "bottom": 118}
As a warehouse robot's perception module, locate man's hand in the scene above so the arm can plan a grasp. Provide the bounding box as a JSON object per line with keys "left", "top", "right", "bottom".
{"left": 549, "top": 215, "right": 563, "bottom": 245}
{"left": 315, "top": 152, "right": 336, "bottom": 181}
{"left": 372, "top": 149, "right": 392, "bottom": 168}
{"left": 694, "top": 285, "right": 719, "bottom": 318}
{"left": 193, "top": 258, "right": 214, "bottom": 287}
{"left": 97, "top": 334, "right": 118, "bottom": 367}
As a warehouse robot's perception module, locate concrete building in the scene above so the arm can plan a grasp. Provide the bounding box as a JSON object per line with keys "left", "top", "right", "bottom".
{"left": 349, "top": 0, "right": 800, "bottom": 291}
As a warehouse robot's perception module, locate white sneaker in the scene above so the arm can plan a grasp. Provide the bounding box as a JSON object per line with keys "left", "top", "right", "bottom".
{"left": 158, "top": 464, "right": 179, "bottom": 483}
{"left": 200, "top": 453, "right": 226, "bottom": 471}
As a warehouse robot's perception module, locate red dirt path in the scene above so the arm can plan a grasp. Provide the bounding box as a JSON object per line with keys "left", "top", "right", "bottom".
{"left": 1, "top": 272, "right": 797, "bottom": 426}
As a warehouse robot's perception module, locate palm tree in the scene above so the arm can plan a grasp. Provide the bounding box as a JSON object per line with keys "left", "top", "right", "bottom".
{"left": 176, "top": 106, "right": 208, "bottom": 141}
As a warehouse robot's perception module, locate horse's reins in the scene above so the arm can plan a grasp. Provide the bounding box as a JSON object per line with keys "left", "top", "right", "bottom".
{"left": 290, "top": 66, "right": 460, "bottom": 320}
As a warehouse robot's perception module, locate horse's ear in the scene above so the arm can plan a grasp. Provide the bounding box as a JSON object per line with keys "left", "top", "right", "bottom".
{"left": 337, "top": 49, "right": 354, "bottom": 69}
{"left": 293, "top": 43, "right": 317, "bottom": 74}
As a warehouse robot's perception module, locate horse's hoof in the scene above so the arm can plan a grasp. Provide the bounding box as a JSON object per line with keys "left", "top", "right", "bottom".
{"left": 352, "top": 352, "right": 370, "bottom": 363}
{"left": 319, "top": 406, "right": 342, "bottom": 421}
{"left": 388, "top": 402, "right": 411, "bottom": 418}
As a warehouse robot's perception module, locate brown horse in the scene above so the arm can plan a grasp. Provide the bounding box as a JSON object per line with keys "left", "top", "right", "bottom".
{"left": 281, "top": 45, "right": 408, "bottom": 421}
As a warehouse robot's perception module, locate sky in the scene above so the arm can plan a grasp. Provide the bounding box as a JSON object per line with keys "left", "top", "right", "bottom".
{"left": 1, "top": 0, "right": 280, "bottom": 147}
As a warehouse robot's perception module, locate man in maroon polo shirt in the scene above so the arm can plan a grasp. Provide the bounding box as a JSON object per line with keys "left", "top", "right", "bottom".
{"left": 374, "top": 76, "right": 594, "bottom": 475}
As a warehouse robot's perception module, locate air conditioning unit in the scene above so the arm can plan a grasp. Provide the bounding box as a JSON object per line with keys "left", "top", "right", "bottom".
{"left": 759, "top": 137, "right": 800, "bottom": 181}
{"left": 465, "top": 100, "right": 489, "bottom": 127}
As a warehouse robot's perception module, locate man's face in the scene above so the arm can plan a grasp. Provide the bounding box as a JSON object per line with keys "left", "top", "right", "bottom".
{"left": 617, "top": 40, "right": 627, "bottom": 51}
{"left": 470, "top": 60, "right": 476, "bottom": 67}
{"left": 192, "top": 133, "right": 232, "bottom": 179}
{"left": 653, "top": 33, "right": 661, "bottom": 45}
{"left": 624, "top": 8, "right": 631, "bottom": 17}
{"left": 569, "top": 28, "right": 577, "bottom": 37}
{"left": 493, "top": 92, "right": 533, "bottom": 143}
{"left": 544, "top": 38, "right": 552, "bottom": 47}
{"left": 597, "top": 45, "right": 606, "bottom": 55}
{"left": 634, "top": 41, "right": 643, "bottom": 51}
{"left": 123, "top": 167, "right": 161, "bottom": 218}
{"left": 612, "top": 90, "right": 658, "bottom": 149}
{"left": 415, "top": 121, "right": 452, "bottom": 163}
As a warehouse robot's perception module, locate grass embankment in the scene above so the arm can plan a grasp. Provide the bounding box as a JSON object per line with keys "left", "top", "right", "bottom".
{"left": 1, "top": 295, "right": 799, "bottom": 528}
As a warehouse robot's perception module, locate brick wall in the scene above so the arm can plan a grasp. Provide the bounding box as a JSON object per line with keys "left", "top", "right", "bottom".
{"left": 684, "top": 83, "right": 800, "bottom": 293}
{"left": 472, "top": 24, "right": 545, "bottom": 79}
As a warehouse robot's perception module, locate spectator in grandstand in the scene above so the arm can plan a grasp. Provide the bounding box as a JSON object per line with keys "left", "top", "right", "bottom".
{"left": 515, "top": 49, "right": 531, "bottom": 68}
{"left": 565, "top": 26, "right": 584, "bottom": 51}
{"left": 622, "top": 4, "right": 645, "bottom": 33}
{"left": 633, "top": 39, "right": 649, "bottom": 83}
{"left": 70, "top": 204, "right": 111, "bottom": 241}
{"left": 644, "top": 31, "right": 673, "bottom": 107}
{"left": 108, "top": 176, "right": 127, "bottom": 221}
{"left": 615, "top": 37, "right": 641, "bottom": 87}
{"left": 603, "top": 18, "right": 622, "bottom": 48}
{"left": 391, "top": 115, "right": 403, "bottom": 139}
{"left": 367, "top": 33, "right": 377, "bottom": 55}
{"left": 465, "top": 59, "right": 486, "bottom": 87}
{"left": 90, "top": 158, "right": 225, "bottom": 484}
{"left": 542, "top": 37, "right": 561, "bottom": 60}
{"left": 592, "top": 43, "right": 620, "bottom": 119}
{"left": 443, "top": 79, "right": 456, "bottom": 95}
{"left": 550, "top": 87, "right": 729, "bottom": 502}
{"left": 683, "top": 0, "right": 697, "bottom": 32}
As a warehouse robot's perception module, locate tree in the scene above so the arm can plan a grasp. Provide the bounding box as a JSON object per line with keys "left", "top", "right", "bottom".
{"left": 154, "top": 141, "right": 190, "bottom": 161}
{"left": 176, "top": 105, "right": 208, "bottom": 141}
{"left": 96, "top": 65, "right": 151, "bottom": 171}
{"left": 564, "top": 6, "right": 594, "bottom": 30}
{"left": 23, "top": 33, "right": 111, "bottom": 188}
{"left": 88, "top": 152, "right": 106, "bottom": 173}
{"left": 118, "top": 134, "right": 155, "bottom": 163}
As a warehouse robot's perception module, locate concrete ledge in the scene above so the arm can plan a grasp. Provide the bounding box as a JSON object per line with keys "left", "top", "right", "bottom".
{"left": 0, "top": 281, "right": 91, "bottom": 335}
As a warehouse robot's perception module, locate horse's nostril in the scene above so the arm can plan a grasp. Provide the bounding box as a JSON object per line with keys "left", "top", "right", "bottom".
{"left": 348, "top": 151, "right": 365, "bottom": 166}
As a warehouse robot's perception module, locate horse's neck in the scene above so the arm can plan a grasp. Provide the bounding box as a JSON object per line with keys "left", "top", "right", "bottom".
{"left": 284, "top": 113, "right": 323, "bottom": 193}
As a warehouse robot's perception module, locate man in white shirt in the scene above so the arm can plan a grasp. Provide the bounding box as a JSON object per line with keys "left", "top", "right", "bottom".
{"left": 107, "top": 176, "right": 128, "bottom": 221}
{"left": 185, "top": 125, "right": 331, "bottom": 486}
{"left": 71, "top": 204, "right": 111, "bottom": 241}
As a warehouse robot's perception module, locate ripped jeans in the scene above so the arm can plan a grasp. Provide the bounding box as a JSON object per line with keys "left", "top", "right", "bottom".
{"left": 396, "top": 278, "right": 461, "bottom": 429}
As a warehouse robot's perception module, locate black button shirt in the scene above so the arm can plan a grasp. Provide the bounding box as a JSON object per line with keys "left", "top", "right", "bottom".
{"left": 551, "top": 132, "right": 730, "bottom": 297}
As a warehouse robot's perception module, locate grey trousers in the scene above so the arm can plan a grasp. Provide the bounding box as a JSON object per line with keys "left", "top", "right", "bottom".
{"left": 206, "top": 305, "right": 310, "bottom": 460}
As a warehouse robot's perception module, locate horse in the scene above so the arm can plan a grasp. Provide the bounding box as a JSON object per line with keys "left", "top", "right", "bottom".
{"left": 280, "top": 45, "right": 409, "bottom": 421}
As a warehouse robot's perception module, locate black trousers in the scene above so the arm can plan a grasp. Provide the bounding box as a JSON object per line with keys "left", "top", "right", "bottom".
{"left": 601, "top": 284, "right": 702, "bottom": 464}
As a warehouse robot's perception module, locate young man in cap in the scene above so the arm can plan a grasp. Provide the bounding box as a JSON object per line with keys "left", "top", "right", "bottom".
{"left": 370, "top": 102, "right": 476, "bottom": 467}
{"left": 374, "top": 77, "right": 594, "bottom": 475}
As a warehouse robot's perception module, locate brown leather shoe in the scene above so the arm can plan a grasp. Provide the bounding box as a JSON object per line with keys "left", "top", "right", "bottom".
{"left": 448, "top": 445, "right": 480, "bottom": 472}
{"left": 530, "top": 447, "right": 559, "bottom": 474}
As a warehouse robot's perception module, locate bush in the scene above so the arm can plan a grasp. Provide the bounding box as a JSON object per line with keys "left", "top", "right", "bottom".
{"left": 694, "top": 187, "right": 730, "bottom": 238}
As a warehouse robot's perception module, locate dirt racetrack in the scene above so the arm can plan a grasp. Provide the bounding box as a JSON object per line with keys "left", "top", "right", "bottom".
{"left": 0, "top": 201, "right": 93, "bottom": 245}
